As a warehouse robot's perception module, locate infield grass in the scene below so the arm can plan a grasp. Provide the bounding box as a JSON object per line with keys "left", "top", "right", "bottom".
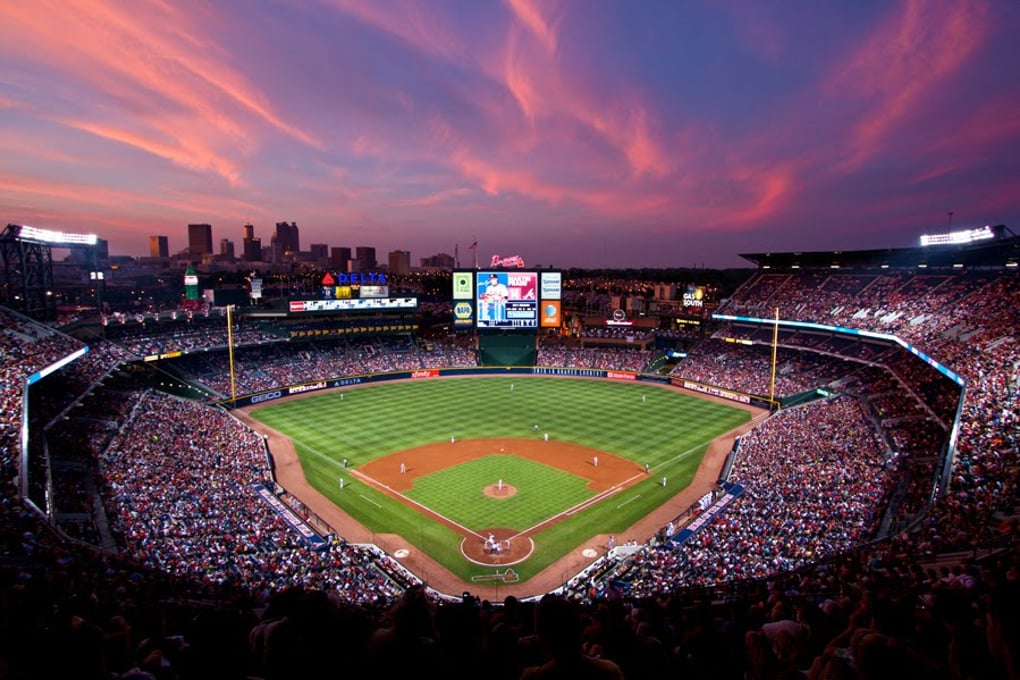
{"left": 249, "top": 376, "right": 750, "bottom": 586}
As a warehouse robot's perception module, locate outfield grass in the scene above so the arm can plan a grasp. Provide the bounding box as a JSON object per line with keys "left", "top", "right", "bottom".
{"left": 249, "top": 377, "right": 750, "bottom": 584}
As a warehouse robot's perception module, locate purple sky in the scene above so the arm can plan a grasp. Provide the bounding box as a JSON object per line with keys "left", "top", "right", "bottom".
{"left": 2, "top": 1, "right": 1019, "bottom": 268}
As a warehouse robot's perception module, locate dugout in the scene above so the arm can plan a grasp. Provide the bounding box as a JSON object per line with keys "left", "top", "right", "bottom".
{"left": 478, "top": 332, "right": 537, "bottom": 366}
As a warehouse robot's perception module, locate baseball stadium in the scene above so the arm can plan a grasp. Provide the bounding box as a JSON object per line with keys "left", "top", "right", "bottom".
{"left": 0, "top": 224, "right": 1018, "bottom": 678}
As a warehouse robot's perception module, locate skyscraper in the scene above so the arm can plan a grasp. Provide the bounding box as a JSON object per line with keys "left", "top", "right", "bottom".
{"left": 388, "top": 249, "right": 411, "bottom": 275}
{"left": 149, "top": 235, "right": 169, "bottom": 258}
{"left": 187, "top": 223, "right": 213, "bottom": 260}
{"left": 242, "top": 224, "right": 262, "bottom": 262}
{"left": 355, "top": 246, "right": 377, "bottom": 272}
{"left": 330, "top": 247, "right": 351, "bottom": 272}
{"left": 273, "top": 221, "right": 300, "bottom": 254}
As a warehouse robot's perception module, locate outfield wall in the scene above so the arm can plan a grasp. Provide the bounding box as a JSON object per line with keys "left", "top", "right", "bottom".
{"left": 218, "top": 366, "right": 775, "bottom": 410}
{"left": 220, "top": 366, "right": 664, "bottom": 409}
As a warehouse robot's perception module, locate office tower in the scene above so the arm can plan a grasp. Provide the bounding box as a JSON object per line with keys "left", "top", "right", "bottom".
{"left": 355, "top": 246, "right": 376, "bottom": 271}
{"left": 219, "top": 238, "right": 235, "bottom": 259}
{"left": 150, "top": 235, "right": 169, "bottom": 258}
{"left": 273, "top": 221, "right": 300, "bottom": 254}
{"left": 187, "top": 223, "right": 213, "bottom": 259}
{"left": 330, "top": 247, "right": 352, "bottom": 272}
{"left": 242, "top": 224, "right": 261, "bottom": 262}
{"left": 388, "top": 249, "right": 411, "bottom": 275}
{"left": 310, "top": 243, "right": 328, "bottom": 261}
{"left": 420, "top": 252, "right": 455, "bottom": 270}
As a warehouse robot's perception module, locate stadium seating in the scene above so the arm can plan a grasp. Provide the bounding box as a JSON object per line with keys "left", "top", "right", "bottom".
{"left": 0, "top": 264, "right": 1016, "bottom": 679}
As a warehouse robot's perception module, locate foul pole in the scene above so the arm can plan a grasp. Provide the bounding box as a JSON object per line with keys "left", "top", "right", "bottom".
{"left": 227, "top": 304, "right": 237, "bottom": 402}
{"left": 769, "top": 306, "right": 779, "bottom": 405}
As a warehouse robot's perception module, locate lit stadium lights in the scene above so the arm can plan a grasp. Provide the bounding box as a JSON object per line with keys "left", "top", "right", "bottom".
{"left": 17, "top": 224, "right": 98, "bottom": 246}
{"left": 919, "top": 225, "right": 995, "bottom": 247}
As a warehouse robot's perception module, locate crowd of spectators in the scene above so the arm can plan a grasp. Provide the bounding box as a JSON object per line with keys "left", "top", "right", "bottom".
{"left": 97, "top": 390, "right": 407, "bottom": 602}
{"left": 611, "top": 395, "right": 888, "bottom": 594}
{"left": 668, "top": 338, "right": 859, "bottom": 398}
{"left": 165, "top": 335, "right": 479, "bottom": 398}
{"left": 537, "top": 346, "right": 655, "bottom": 372}
{"left": 0, "top": 264, "right": 1017, "bottom": 678}
{"left": 102, "top": 314, "right": 283, "bottom": 357}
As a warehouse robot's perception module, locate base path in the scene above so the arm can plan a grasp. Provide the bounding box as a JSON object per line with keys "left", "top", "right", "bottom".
{"left": 236, "top": 382, "right": 766, "bottom": 602}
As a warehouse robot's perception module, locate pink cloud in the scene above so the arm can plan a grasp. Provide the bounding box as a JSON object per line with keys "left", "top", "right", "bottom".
{"left": 324, "top": 0, "right": 468, "bottom": 62}
{"left": 0, "top": 172, "right": 261, "bottom": 220}
{"left": 505, "top": 0, "right": 560, "bottom": 54}
{"left": 0, "top": 1, "right": 319, "bottom": 178}
{"left": 826, "top": 0, "right": 989, "bottom": 172}
{"left": 60, "top": 118, "right": 244, "bottom": 186}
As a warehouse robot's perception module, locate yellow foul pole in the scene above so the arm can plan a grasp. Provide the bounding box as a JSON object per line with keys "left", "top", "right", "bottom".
{"left": 769, "top": 306, "right": 779, "bottom": 405}
{"left": 227, "top": 304, "right": 237, "bottom": 402}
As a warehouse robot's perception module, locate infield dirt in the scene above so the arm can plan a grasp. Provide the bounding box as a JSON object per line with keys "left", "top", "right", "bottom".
{"left": 236, "top": 380, "right": 765, "bottom": 601}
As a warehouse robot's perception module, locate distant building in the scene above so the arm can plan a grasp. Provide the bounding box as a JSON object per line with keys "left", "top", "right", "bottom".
{"left": 420, "top": 252, "right": 455, "bottom": 271}
{"left": 388, "top": 249, "right": 411, "bottom": 275}
{"left": 219, "top": 238, "right": 235, "bottom": 259}
{"left": 242, "top": 223, "right": 262, "bottom": 262}
{"left": 355, "top": 246, "right": 376, "bottom": 272}
{"left": 309, "top": 243, "right": 329, "bottom": 265}
{"left": 149, "top": 235, "right": 169, "bottom": 259}
{"left": 273, "top": 221, "right": 300, "bottom": 256}
{"left": 187, "top": 223, "right": 213, "bottom": 260}
{"left": 330, "top": 246, "right": 352, "bottom": 272}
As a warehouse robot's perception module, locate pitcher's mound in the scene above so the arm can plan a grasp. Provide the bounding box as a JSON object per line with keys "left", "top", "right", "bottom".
{"left": 484, "top": 483, "right": 517, "bottom": 498}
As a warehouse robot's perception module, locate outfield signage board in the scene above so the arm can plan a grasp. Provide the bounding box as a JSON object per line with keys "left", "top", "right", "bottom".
{"left": 289, "top": 297, "right": 417, "bottom": 313}
{"left": 540, "top": 271, "right": 562, "bottom": 299}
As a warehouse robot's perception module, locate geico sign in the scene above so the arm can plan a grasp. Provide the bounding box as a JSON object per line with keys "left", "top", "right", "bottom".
{"left": 250, "top": 391, "right": 283, "bottom": 404}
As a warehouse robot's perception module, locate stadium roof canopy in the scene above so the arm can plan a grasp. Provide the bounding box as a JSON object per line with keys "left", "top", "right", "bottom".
{"left": 740, "top": 225, "right": 1019, "bottom": 270}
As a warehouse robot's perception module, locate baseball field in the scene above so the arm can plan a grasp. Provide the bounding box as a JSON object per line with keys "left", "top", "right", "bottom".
{"left": 247, "top": 376, "right": 752, "bottom": 588}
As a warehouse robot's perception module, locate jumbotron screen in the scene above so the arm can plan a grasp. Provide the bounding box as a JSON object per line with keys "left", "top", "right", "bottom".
{"left": 452, "top": 270, "right": 561, "bottom": 330}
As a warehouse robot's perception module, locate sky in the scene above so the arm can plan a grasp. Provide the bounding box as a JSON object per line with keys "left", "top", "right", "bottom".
{"left": 1, "top": 0, "right": 1019, "bottom": 269}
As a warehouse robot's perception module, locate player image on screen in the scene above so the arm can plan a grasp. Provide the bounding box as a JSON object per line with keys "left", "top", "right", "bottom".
{"left": 475, "top": 271, "right": 539, "bottom": 328}
{"left": 480, "top": 273, "right": 509, "bottom": 323}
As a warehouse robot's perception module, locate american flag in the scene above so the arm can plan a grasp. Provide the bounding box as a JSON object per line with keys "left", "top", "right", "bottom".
{"left": 468, "top": 241, "right": 478, "bottom": 250}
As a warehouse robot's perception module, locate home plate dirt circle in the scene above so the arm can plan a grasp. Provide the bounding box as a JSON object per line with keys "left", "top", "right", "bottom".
{"left": 462, "top": 527, "right": 535, "bottom": 566}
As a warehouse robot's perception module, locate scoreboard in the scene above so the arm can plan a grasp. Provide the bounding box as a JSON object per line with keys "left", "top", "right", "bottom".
{"left": 452, "top": 269, "right": 561, "bottom": 330}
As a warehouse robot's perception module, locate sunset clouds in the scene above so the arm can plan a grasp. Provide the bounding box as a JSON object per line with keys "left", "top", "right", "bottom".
{"left": 0, "top": 0, "right": 1017, "bottom": 267}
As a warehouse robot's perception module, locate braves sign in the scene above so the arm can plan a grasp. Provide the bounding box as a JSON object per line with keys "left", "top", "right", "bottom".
{"left": 489, "top": 254, "right": 526, "bottom": 268}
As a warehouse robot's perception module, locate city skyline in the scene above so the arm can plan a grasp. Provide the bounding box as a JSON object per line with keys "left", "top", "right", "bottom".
{"left": 2, "top": 1, "right": 1019, "bottom": 268}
